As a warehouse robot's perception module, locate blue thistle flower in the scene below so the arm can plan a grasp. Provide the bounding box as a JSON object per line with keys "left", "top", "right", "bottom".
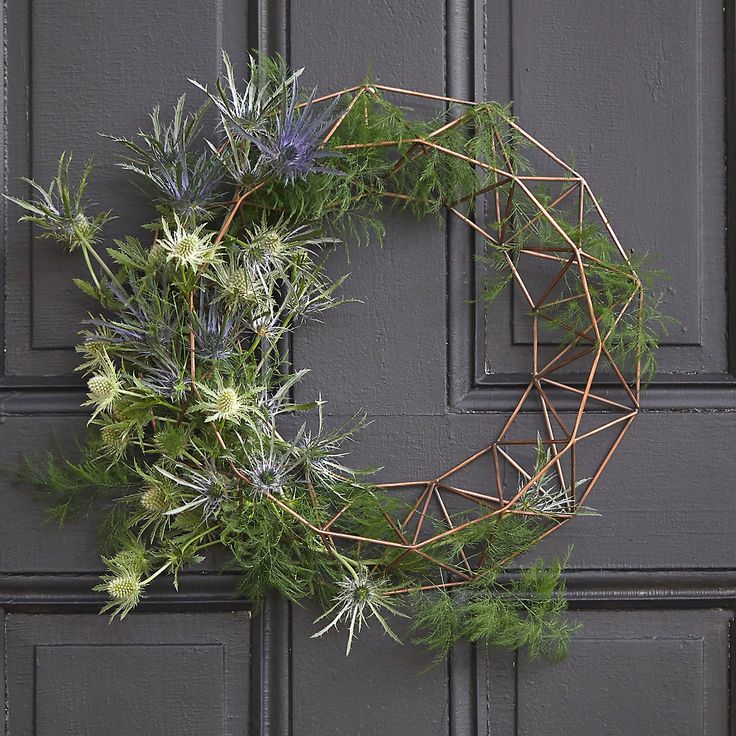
{"left": 157, "top": 464, "right": 235, "bottom": 520}
{"left": 83, "top": 281, "right": 175, "bottom": 357}
{"left": 194, "top": 291, "right": 241, "bottom": 361}
{"left": 106, "top": 97, "right": 224, "bottom": 220}
{"left": 140, "top": 358, "right": 191, "bottom": 401}
{"left": 245, "top": 82, "right": 341, "bottom": 184}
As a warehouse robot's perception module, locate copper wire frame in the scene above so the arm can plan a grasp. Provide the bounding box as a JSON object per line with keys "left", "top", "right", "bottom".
{"left": 197, "top": 84, "right": 643, "bottom": 595}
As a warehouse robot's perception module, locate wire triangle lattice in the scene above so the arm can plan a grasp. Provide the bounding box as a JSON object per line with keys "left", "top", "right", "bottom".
{"left": 251, "top": 83, "right": 643, "bottom": 595}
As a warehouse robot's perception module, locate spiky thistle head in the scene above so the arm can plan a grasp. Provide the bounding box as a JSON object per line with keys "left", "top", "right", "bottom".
{"left": 156, "top": 462, "right": 235, "bottom": 520}
{"left": 98, "top": 420, "right": 134, "bottom": 459}
{"left": 94, "top": 545, "right": 149, "bottom": 619}
{"left": 208, "top": 258, "right": 268, "bottom": 310}
{"left": 194, "top": 373, "right": 261, "bottom": 425}
{"left": 85, "top": 355, "right": 124, "bottom": 417}
{"left": 248, "top": 310, "right": 282, "bottom": 342}
{"left": 247, "top": 455, "right": 290, "bottom": 498}
{"left": 105, "top": 96, "right": 223, "bottom": 220}
{"left": 159, "top": 214, "right": 218, "bottom": 270}
{"left": 140, "top": 479, "right": 173, "bottom": 514}
{"left": 76, "top": 336, "right": 111, "bottom": 372}
{"left": 153, "top": 425, "right": 190, "bottom": 459}
{"left": 244, "top": 81, "right": 340, "bottom": 184}
{"left": 294, "top": 412, "right": 365, "bottom": 485}
{"left": 139, "top": 359, "right": 191, "bottom": 402}
{"left": 239, "top": 219, "right": 327, "bottom": 273}
{"left": 194, "top": 293, "right": 241, "bottom": 361}
{"left": 192, "top": 52, "right": 298, "bottom": 138}
{"left": 312, "top": 565, "right": 406, "bottom": 655}
{"left": 104, "top": 574, "right": 143, "bottom": 610}
{"left": 5, "top": 153, "right": 112, "bottom": 251}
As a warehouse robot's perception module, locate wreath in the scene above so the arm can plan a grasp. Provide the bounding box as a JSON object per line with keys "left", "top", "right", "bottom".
{"left": 8, "top": 55, "right": 662, "bottom": 658}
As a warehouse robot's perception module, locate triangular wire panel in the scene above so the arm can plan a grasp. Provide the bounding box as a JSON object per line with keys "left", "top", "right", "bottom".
{"left": 535, "top": 381, "right": 574, "bottom": 442}
{"left": 566, "top": 414, "right": 636, "bottom": 514}
{"left": 396, "top": 482, "right": 436, "bottom": 543}
{"left": 494, "top": 383, "right": 563, "bottom": 445}
{"left": 437, "top": 444, "right": 503, "bottom": 504}
{"left": 572, "top": 409, "right": 636, "bottom": 447}
{"left": 285, "top": 84, "right": 643, "bottom": 572}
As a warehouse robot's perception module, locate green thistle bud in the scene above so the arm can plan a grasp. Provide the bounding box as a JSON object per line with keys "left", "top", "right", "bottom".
{"left": 174, "top": 233, "right": 201, "bottom": 260}
{"left": 58, "top": 212, "right": 96, "bottom": 248}
{"left": 106, "top": 574, "right": 142, "bottom": 603}
{"left": 216, "top": 387, "right": 241, "bottom": 418}
{"left": 224, "top": 267, "right": 257, "bottom": 304}
{"left": 75, "top": 339, "right": 109, "bottom": 372}
{"left": 72, "top": 213, "right": 97, "bottom": 242}
{"left": 153, "top": 425, "right": 189, "bottom": 458}
{"left": 80, "top": 337, "right": 108, "bottom": 356}
{"left": 140, "top": 483, "right": 170, "bottom": 514}
{"left": 87, "top": 365, "right": 122, "bottom": 412}
{"left": 194, "top": 376, "right": 255, "bottom": 424}
{"left": 258, "top": 229, "right": 283, "bottom": 253}
{"left": 159, "top": 215, "right": 216, "bottom": 270}
{"left": 99, "top": 422, "right": 130, "bottom": 458}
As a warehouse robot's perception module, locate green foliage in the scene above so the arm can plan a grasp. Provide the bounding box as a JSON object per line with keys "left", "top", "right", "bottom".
{"left": 18, "top": 441, "right": 132, "bottom": 523}
{"left": 412, "top": 555, "right": 578, "bottom": 662}
{"left": 5, "top": 53, "right": 662, "bottom": 660}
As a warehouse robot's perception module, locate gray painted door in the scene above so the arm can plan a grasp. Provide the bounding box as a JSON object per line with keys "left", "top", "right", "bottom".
{"left": 1, "top": 1, "right": 732, "bottom": 734}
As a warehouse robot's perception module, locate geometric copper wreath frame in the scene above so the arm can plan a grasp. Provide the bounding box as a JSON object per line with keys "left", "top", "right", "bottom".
{"left": 226, "top": 84, "right": 643, "bottom": 595}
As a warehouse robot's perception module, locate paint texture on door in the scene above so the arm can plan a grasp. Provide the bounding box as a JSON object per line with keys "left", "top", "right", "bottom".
{"left": 1, "top": 1, "right": 732, "bottom": 734}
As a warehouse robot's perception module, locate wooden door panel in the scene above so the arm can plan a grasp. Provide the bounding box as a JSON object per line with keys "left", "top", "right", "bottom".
{"left": 4, "top": 0, "right": 248, "bottom": 377}
{"left": 1, "top": 0, "right": 733, "bottom": 733}
{"left": 5, "top": 612, "right": 250, "bottom": 736}
{"left": 291, "top": 602, "right": 448, "bottom": 736}
{"left": 480, "top": 610, "right": 732, "bottom": 736}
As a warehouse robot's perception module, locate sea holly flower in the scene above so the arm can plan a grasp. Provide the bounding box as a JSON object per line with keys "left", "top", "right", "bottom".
{"left": 159, "top": 214, "right": 218, "bottom": 270}
{"left": 83, "top": 355, "right": 143, "bottom": 420}
{"left": 105, "top": 96, "right": 224, "bottom": 220}
{"left": 248, "top": 226, "right": 288, "bottom": 264}
{"left": 312, "top": 565, "right": 407, "bottom": 655}
{"left": 99, "top": 573, "right": 144, "bottom": 616}
{"left": 207, "top": 259, "right": 268, "bottom": 309}
{"left": 152, "top": 425, "right": 190, "bottom": 459}
{"left": 192, "top": 52, "right": 300, "bottom": 139}
{"left": 98, "top": 419, "right": 137, "bottom": 459}
{"left": 244, "top": 81, "right": 340, "bottom": 184}
{"left": 248, "top": 457, "right": 288, "bottom": 496}
{"left": 75, "top": 336, "right": 112, "bottom": 372}
{"left": 193, "top": 373, "right": 262, "bottom": 425}
{"left": 157, "top": 463, "right": 235, "bottom": 520}
{"left": 238, "top": 219, "right": 338, "bottom": 280}
{"left": 138, "top": 359, "right": 191, "bottom": 402}
{"left": 223, "top": 265, "right": 256, "bottom": 304}
{"left": 294, "top": 409, "right": 366, "bottom": 485}
{"left": 194, "top": 290, "right": 242, "bottom": 361}
{"left": 84, "top": 356, "right": 125, "bottom": 417}
{"left": 248, "top": 311, "right": 281, "bottom": 340}
{"left": 228, "top": 430, "right": 298, "bottom": 498}
{"left": 94, "top": 545, "right": 150, "bottom": 620}
{"left": 244, "top": 446, "right": 299, "bottom": 498}
{"left": 4, "top": 153, "right": 112, "bottom": 250}
{"left": 140, "top": 479, "right": 174, "bottom": 515}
